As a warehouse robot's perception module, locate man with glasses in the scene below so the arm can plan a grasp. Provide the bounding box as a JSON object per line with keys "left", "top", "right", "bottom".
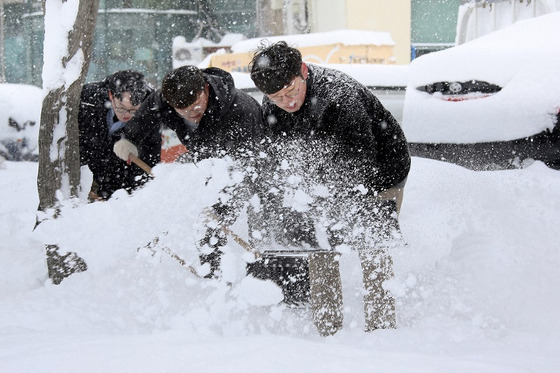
{"left": 249, "top": 41, "right": 411, "bottom": 333}
{"left": 113, "top": 65, "right": 265, "bottom": 278}
{"left": 79, "top": 70, "right": 155, "bottom": 201}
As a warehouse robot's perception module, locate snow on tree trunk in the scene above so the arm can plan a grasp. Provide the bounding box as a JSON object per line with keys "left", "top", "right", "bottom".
{"left": 37, "top": 0, "right": 99, "bottom": 214}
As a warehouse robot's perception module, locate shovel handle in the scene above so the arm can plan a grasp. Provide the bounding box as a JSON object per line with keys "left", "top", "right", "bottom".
{"left": 129, "top": 154, "right": 153, "bottom": 175}
{"left": 203, "top": 209, "right": 261, "bottom": 259}
{"left": 129, "top": 159, "right": 257, "bottom": 260}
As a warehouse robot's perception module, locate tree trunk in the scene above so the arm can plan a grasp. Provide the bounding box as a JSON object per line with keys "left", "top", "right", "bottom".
{"left": 37, "top": 0, "right": 100, "bottom": 214}
{"left": 194, "top": 0, "right": 225, "bottom": 42}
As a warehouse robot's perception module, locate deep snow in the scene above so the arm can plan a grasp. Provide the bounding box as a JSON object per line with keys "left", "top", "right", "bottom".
{"left": 1, "top": 156, "right": 559, "bottom": 372}
{"left": 403, "top": 12, "right": 560, "bottom": 143}
{"left": 1, "top": 5, "right": 559, "bottom": 371}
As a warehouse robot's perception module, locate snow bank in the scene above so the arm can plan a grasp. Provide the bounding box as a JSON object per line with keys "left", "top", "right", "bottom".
{"left": 231, "top": 29, "right": 395, "bottom": 54}
{"left": 1, "top": 157, "right": 559, "bottom": 371}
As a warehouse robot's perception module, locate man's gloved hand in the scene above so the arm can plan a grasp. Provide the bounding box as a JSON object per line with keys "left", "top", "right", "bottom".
{"left": 113, "top": 139, "right": 138, "bottom": 161}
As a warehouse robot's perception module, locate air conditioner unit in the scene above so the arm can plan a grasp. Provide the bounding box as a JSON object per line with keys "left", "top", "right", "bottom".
{"left": 172, "top": 36, "right": 204, "bottom": 68}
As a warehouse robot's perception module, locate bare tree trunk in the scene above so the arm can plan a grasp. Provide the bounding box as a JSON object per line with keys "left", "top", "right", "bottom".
{"left": 194, "top": 0, "right": 225, "bottom": 42}
{"left": 37, "top": 0, "right": 100, "bottom": 214}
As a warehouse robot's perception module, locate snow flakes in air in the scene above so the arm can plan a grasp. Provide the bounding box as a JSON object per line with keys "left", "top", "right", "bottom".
{"left": 256, "top": 55, "right": 271, "bottom": 69}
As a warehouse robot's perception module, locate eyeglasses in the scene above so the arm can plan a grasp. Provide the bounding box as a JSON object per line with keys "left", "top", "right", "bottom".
{"left": 267, "top": 77, "right": 305, "bottom": 103}
{"left": 113, "top": 106, "right": 138, "bottom": 115}
{"left": 110, "top": 93, "right": 140, "bottom": 116}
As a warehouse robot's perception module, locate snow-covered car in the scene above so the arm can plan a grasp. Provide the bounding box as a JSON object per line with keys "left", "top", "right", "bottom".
{"left": 0, "top": 83, "right": 42, "bottom": 161}
{"left": 402, "top": 12, "right": 560, "bottom": 170}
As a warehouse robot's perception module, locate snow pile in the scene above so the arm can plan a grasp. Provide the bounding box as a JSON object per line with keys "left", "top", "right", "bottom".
{"left": 1, "top": 157, "right": 560, "bottom": 371}
{"left": 230, "top": 29, "right": 395, "bottom": 54}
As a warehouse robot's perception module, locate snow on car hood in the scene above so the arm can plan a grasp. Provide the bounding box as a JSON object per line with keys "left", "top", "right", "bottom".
{"left": 0, "top": 83, "right": 42, "bottom": 148}
{"left": 402, "top": 12, "right": 560, "bottom": 143}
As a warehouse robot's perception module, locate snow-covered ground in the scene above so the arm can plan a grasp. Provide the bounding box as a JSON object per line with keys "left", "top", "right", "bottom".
{"left": 2, "top": 4, "right": 559, "bottom": 371}
{"left": 1, "top": 156, "right": 559, "bottom": 372}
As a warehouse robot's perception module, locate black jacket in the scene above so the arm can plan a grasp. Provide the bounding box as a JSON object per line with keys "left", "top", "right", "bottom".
{"left": 78, "top": 81, "right": 158, "bottom": 199}
{"left": 261, "top": 64, "right": 411, "bottom": 193}
{"left": 123, "top": 67, "right": 264, "bottom": 162}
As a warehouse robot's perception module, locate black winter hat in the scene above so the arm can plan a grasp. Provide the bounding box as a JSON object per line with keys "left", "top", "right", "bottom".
{"left": 249, "top": 41, "right": 302, "bottom": 95}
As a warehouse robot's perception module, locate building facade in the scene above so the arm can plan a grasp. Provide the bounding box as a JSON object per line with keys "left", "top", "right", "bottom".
{"left": 2, "top": 0, "right": 462, "bottom": 86}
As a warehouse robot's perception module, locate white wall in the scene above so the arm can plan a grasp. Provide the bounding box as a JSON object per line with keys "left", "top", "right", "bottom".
{"left": 308, "top": 0, "right": 347, "bottom": 31}
{"left": 306, "top": 0, "right": 411, "bottom": 64}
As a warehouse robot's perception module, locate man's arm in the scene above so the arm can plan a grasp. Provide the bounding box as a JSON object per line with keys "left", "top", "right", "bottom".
{"left": 327, "top": 88, "right": 409, "bottom": 192}
{"left": 78, "top": 83, "right": 109, "bottom": 171}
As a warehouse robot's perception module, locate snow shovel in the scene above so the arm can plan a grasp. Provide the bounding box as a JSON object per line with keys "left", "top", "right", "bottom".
{"left": 246, "top": 249, "right": 312, "bottom": 305}
{"left": 139, "top": 232, "right": 202, "bottom": 278}
{"left": 134, "top": 156, "right": 344, "bottom": 335}
{"left": 203, "top": 209, "right": 344, "bottom": 335}
{"left": 129, "top": 154, "right": 153, "bottom": 175}
{"left": 201, "top": 208, "right": 261, "bottom": 259}
{"left": 247, "top": 248, "right": 344, "bottom": 330}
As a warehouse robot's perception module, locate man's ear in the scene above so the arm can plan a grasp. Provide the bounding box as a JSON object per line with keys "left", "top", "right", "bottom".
{"left": 301, "top": 62, "right": 309, "bottom": 79}
{"left": 108, "top": 91, "right": 114, "bottom": 101}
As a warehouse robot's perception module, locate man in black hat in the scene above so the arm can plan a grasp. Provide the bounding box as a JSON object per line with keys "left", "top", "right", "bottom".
{"left": 249, "top": 41, "right": 411, "bottom": 332}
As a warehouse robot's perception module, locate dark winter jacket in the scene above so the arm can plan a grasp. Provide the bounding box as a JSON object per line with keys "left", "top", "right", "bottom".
{"left": 78, "top": 81, "right": 158, "bottom": 199}
{"left": 261, "top": 64, "right": 411, "bottom": 193}
{"left": 123, "top": 67, "right": 265, "bottom": 162}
